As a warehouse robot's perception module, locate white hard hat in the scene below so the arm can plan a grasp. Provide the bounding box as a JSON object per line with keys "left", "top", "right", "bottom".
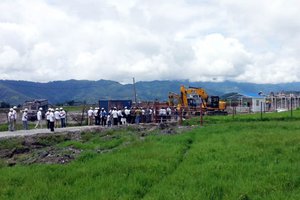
{"left": 10, "top": 108, "right": 13, "bottom": 111}
{"left": 13, "top": 106, "right": 17, "bottom": 109}
{"left": 24, "top": 108, "right": 28, "bottom": 111}
{"left": 39, "top": 107, "right": 43, "bottom": 110}
{"left": 55, "top": 108, "right": 59, "bottom": 111}
{"left": 60, "top": 107, "right": 63, "bottom": 110}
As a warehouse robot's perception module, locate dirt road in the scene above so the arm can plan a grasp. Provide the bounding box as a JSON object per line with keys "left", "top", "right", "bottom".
{"left": 0, "top": 126, "right": 106, "bottom": 139}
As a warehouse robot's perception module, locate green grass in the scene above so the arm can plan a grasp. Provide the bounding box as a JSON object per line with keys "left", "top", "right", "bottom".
{"left": 183, "top": 109, "right": 300, "bottom": 126}
{"left": 0, "top": 122, "right": 36, "bottom": 132}
{"left": 0, "top": 111, "right": 300, "bottom": 199}
{"left": 143, "top": 121, "right": 300, "bottom": 199}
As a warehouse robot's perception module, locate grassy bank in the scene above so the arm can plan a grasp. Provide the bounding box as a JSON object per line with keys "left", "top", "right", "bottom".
{"left": 0, "top": 112, "right": 300, "bottom": 199}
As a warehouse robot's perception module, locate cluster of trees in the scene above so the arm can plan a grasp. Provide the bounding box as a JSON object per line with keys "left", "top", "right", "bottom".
{"left": 0, "top": 102, "right": 10, "bottom": 108}
{"left": 55, "top": 100, "right": 87, "bottom": 107}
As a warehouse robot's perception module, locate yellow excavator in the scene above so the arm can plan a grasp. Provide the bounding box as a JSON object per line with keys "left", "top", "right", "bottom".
{"left": 169, "top": 85, "right": 227, "bottom": 115}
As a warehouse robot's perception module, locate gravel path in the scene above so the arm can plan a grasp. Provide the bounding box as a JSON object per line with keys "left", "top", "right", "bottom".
{"left": 0, "top": 126, "right": 106, "bottom": 139}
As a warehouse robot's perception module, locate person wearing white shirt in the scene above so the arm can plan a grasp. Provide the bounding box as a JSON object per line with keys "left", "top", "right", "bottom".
{"left": 60, "top": 107, "right": 66, "bottom": 128}
{"left": 111, "top": 107, "right": 118, "bottom": 126}
{"left": 54, "top": 108, "right": 61, "bottom": 128}
{"left": 12, "top": 106, "right": 18, "bottom": 130}
{"left": 87, "top": 107, "right": 94, "bottom": 125}
{"left": 35, "top": 107, "right": 43, "bottom": 129}
{"left": 166, "top": 107, "right": 172, "bottom": 121}
{"left": 8, "top": 108, "right": 15, "bottom": 131}
{"left": 94, "top": 108, "right": 100, "bottom": 125}
{"left": 117, "top": 109, "right": 123, "bottom": 125}
{"left": 22, "top": 108, "right": 28, "bottom": 130}
{"left": 124, "top": 107, "right": 131, "bottom": 124}
{"left": 159, "top": 107, "right": 167, "bottom": 123}
{"left": 46, "top": 108, "right": 50, "bottom": 129}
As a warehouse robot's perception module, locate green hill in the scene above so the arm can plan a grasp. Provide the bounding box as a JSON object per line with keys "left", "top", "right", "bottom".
{"left": 1, "top": 79, "right": 300, "bottom": 105}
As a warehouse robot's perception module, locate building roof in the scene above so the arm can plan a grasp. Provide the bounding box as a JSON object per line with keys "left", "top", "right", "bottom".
{"left": 224, "top": 92, "right": 264, "bottom": 100}
{"left": 241, "top": 93, "right": 265, "bottom": 98}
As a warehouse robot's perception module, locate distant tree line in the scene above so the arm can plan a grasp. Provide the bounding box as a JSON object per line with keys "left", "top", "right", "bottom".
{"left": 0, "top": 102, "right": 10, "bottom": 108}
{"left": 55, "top": 100, "right": 87, "bottom": 107}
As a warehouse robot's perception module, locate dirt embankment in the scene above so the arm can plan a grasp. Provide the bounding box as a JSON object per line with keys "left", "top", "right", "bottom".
{"left": 0, "top": 122, "right": 188, "bottom": 167}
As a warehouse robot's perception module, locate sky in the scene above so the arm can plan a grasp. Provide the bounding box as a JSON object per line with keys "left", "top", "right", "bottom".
{"left": 0, "top": 0, "right": 300, "bottom": 84}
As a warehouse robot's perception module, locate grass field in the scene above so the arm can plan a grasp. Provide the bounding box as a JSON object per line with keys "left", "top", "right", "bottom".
{"left": 0, "top": 111, "right": 300, "bottom": 199}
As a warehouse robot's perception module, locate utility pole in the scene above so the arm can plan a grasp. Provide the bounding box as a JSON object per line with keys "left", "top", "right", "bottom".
{"left": 291, "top": 97, "right": 293, "bottom": 117}
{"left": 133, "top": 77, "right": 137, "bottom": 105}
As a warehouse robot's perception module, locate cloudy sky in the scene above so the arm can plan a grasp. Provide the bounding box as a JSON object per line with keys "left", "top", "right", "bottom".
{"left": 0, "top": 0, "right": 299, "bottom": 84}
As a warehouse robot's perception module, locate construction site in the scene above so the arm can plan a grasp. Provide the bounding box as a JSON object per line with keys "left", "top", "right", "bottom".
{"left": 1, "top": 85, "right": 300, "bottom": 130}
{"left": 0, "top": 85, "right": 300, "bottom": 200}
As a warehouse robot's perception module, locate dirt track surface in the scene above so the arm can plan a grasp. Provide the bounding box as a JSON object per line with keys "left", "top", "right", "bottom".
{"left": 0, "top": 126, "right": 106, "bottom": 139}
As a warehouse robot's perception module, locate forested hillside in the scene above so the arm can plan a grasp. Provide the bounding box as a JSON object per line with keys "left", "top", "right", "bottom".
{"left": 1, "top": 79, "right": 300, "bottom": 105}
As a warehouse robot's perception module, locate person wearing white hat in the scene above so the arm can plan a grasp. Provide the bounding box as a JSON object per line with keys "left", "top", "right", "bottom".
{"left": 124, "top": 106, "right": 131, "bottom": 124}
{"left": 87, "top": 107, "right": 94, "bottom": 125}
{"left": 117, "top": 108, "right": 123, "bottom": 125}
{"left": 59, "top": 107, "right": 66, "bottom": 128}
{"left": 8, "top": 108, "right": 15, "bottom": 131}
{"left": 46, "top": 108, "right": 51, "bottom": 129}
{"left": 22, "top": 108, "right": 28, "bottom": 130}
{"left": 111, "top": 107, "right": 118, "bottom": 126}
{"left": 100, "top": 108, "right": 107, "bottom": 126}
{"left": 12, "top": 106, "right": 18, "bottom": 130}
{"left": 49, "top": 108, "right": 55, "bottom": 132}
{"left": 35, "top": 107, "right": 43, "bottom": 129}
{"left": 54, "top": 108, "right": 61, "bottom": 128}
{"left": 94, "top": 107, "right": 100, "bottom": 125}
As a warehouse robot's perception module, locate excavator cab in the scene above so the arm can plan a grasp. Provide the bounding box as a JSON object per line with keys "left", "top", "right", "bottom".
{"left": 208, "top": 96, "right": 220, "bottom": 108}
{"left": 189, "top": 94, "right": 203, "bottom": 107}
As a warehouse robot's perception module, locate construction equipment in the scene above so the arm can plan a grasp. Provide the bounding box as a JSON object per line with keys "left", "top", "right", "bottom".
{"left": 168, "top": 92, "right": 182, "bottom": 109}
{"left": 169, "top": 86, "right": 227, "bottom": 115}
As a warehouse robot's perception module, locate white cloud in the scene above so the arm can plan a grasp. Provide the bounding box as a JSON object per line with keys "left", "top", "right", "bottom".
{"left": 0, "top": 0, "right": 300, "bottom": 83}
{"left": 190, "top": 34, "right": 252, "bottom": 78}
{"left": 0, "top": 46, "right": 21, "bottom": 69}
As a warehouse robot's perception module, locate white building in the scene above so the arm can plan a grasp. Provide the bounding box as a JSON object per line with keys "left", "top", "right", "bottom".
{"left": 248, "top": 93, "right": 266, "bottom": 112}
{"left": 224, "top": 93, "right": 266, "bottom": 113}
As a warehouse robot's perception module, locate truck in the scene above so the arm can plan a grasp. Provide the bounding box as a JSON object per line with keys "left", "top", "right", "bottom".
{"left": 22, "top": 99, "right": 48, "bottom": 121}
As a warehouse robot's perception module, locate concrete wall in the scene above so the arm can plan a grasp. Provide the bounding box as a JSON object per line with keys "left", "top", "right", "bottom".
{"left": 251, "top": 98, "right": 266, "bottom": 112}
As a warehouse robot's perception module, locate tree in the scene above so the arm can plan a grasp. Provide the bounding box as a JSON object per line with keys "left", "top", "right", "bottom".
{"left": 66, "top": 100, "right": 75, "bottom": 106}
{"left": 0, "top": 102, "right": 10, "bottom": 108}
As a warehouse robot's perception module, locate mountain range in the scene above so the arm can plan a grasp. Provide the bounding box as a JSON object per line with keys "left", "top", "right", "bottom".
{"left": 1, "top": 79, "right": 300, "bottom": 105}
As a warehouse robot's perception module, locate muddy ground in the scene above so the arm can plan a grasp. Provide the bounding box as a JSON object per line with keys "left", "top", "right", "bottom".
{"left": 0, "top": 122, "right": 191, "bottom": 167}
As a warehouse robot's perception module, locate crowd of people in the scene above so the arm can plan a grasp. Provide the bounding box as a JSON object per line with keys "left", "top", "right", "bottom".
{"left": 6, "top": 105, "right": 179, "bottom": 132}
{"left": 86, "top": 106, "right": 179, "bottom": 127}
{"left": 7, "top": 106, "right": 67, "bottom": 132}
{"left": 44, "top": 107, "right": 67, "bottom": 132}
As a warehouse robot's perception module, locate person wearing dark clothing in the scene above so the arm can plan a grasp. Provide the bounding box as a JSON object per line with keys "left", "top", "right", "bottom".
{"left": 95, "top": 108, "right": 100, "bottom": 125}
{"left": 49, "top": 108, "right": 55, "bottom": 132}
{"left": 100, "top": 108, "right": 107, "bottom": 126}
